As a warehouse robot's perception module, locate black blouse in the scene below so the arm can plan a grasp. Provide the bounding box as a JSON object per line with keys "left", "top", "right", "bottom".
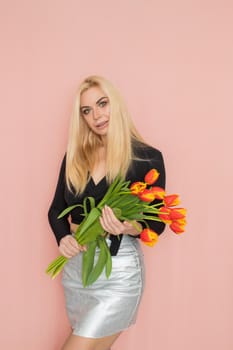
{"left": 48, "top": 142, "right": 166, "bottom": 255}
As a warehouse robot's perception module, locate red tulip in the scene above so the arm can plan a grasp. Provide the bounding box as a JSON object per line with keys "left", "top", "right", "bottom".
{"left": 140, "top": 228, "right": 159, "bottom": 246}
{"left": 138, "top": 189, "right": 155, "bottom": 202}
{"left": 169, "top": 208, "right": 186, "bottom": 220}
{"left": 158, "top": 206, "right": 172, "bottom": 223}
{"left": 144, "top": 169, "right": 159, "bottom": 185}
{"left": 170, "top": 219, "right": 186, "bottom": 234}
{"left": 130, "top": 181, "right": 147, "bottom": 195}
{"left": 150, "top": 186, "right": 166, "bottom": 199}
{"left": 164, "top": 194, "right": 180, "bottom": 207}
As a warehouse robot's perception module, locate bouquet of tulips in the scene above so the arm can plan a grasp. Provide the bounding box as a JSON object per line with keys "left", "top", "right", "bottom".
{"left": 46, "top": 169, "right": 186, "bottom": 287}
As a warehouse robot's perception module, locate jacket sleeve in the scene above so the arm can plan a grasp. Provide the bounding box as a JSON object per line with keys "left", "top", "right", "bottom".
{"left": 48, "top": 155, "right": 71, "bottom": 245}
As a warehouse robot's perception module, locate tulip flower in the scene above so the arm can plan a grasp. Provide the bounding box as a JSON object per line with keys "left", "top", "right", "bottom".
{"left": 138, "top": 189, "right": 155, "bottom": 202}
{"left": 140, "top": 228, "right": 159, "bottom": 246}
{"left": 164, "top": 194, "right": 180, "bottom": 207}
{"left": 173, "top": 218, "right": 186, "bottom": 225}
{"left": 144, "top": 169, "right": 159, "bottom": 185}
{"left": 158, "top": 206, "right": 172, "bottom": 223}
{"left": 169, "top": 208, "right": 186, "bottom": 220}
{"left": 150, "top": 186, "right": 166, "bottom": 199}
{"left": 170, "top": 220, "right": 186, "bottom": 234}
{"left": 130, "top": 181, "right": 147, "bottom": 195}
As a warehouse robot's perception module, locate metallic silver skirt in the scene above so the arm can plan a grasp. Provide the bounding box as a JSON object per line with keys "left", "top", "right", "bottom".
{"left": 61, "top": 235, "right": 145, "bottom": 338}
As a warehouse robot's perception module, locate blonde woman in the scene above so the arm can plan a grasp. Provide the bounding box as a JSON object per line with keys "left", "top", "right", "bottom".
{"left": 48, "top": 75, "right": 166, "bottom": 350}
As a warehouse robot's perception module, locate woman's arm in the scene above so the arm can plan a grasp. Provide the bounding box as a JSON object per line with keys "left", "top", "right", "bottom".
{"left": 48, "top": 155, "right": 71, "bottom": 245}
{"left": 48, "top": 155, "right": 87, "bottom": 258}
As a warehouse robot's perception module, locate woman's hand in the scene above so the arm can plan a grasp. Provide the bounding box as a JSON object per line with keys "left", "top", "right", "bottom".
{"left": 99, "top": 205, "right": 142, "bottom": 236}
{"left": 59, "top": 235, "right": 87, "bottom": 258}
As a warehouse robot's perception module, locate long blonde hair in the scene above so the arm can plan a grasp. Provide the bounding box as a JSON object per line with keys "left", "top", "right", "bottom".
{"left": 66, "top": 75, "right": 144, "bottom": 194}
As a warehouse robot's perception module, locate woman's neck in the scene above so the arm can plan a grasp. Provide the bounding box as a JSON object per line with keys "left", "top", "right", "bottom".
{"left": 90, "top": 145, "right": 107, "bottom": 184}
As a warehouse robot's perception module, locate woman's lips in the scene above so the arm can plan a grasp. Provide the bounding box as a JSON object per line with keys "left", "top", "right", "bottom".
{"left": 96, "top": 121, "right": 108, "bottom": 128}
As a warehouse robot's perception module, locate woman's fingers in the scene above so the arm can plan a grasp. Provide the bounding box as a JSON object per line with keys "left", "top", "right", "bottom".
{"left": 59, "top": 235, "right": 85, "bottom": 258}
{"left": 100, "top": 206, "right": 133, "bottom": 235}
{"left": 100, "top": 205, "right": 127, "bottom": 235}
{"left": 100, "top": 206, "right": 142, "bottom": 236}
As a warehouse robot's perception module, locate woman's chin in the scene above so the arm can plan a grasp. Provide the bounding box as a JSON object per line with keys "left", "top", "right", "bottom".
{"left": 93, "top": 125, "right": 109, "bottom": 136}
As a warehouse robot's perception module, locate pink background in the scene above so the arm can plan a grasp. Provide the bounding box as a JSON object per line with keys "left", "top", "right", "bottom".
{"left": 1, "top": 0, "right": 232, "bottom": 349}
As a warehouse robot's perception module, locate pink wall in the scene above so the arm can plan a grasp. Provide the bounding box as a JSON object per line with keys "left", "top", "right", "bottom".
{"left": 1, "top": 0, "right": 232, "bottom": 349}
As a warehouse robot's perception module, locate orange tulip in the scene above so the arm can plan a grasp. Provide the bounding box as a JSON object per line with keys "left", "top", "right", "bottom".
{"left": 170, "top": 220, "right": 186, "bottom": 234}
{"left": 158, "top": 206, "right": 172, "bottom": 223}
{"left": 164, "top": 194, "right": 180, "bottom": 207}
{"left": 138, "top": 189, "right": 155, "bottom": 202}
{"left": 140, "top": 228, "right": 159, "bottom": 246}
{"left": 130, "top": 181, "right": 147, "bottom": 195}
{"left": 150, "top": 186, "right": 166, "bottom": 199}
{"left": 173, "top": 218, "right": 186, "bottom": 225}
{"left": 169, "top": 208, "right": 186, "bottom": 220}
{"left": 144, "top": 169, "right": 159, "bottom": 185}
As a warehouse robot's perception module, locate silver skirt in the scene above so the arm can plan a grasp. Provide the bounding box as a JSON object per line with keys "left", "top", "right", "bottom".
{"left": 61, "top": 235, "right": 145, "bottom": 338}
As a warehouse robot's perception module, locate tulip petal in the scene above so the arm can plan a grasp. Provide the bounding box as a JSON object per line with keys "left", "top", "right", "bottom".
{"left": 144, "top": 169, "right": 160, "bottom": 185}
{"left": 164, "top": 194, "right": 180, "bottom": 207}
{"left": 150, "top": 186, "right": 166, "bottom": 199}
{"left": 130, "top": 181, "right": 147, "bottom": 195}
{"left": 169, "top": 208, "right": 186, "bottom": 220}
{"left": 158, "top": 206, "right": 172, "bottom": 223}
{"left": 138, "top": 189, "right": 156, "bottom": 202}
{"left": 170, "top": 220, "right": 186, "bottom": 234}
{"left": 140, "top": 228, "right": 159, "bottom": 246}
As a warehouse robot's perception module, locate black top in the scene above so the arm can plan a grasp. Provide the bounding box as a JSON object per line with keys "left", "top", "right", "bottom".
{"left": 48, "top": 141, "right": 166, "bottom": 255}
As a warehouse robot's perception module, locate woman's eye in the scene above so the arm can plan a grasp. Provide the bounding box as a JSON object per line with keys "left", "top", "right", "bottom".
{"left": 82, "top": 108, "right": 90, "bottom": 115}
{"left": 99, "top": 100, "right": 107, "bottom": 107}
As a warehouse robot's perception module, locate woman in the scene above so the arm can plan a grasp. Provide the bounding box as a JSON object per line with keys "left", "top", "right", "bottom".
{"left": 48, "top": 75, "right": 166, "bottom": 350}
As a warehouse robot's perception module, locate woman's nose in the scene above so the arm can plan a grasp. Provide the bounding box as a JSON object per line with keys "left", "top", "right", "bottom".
{"left": 92, "top": 106, "right": 101, "bottom": 119}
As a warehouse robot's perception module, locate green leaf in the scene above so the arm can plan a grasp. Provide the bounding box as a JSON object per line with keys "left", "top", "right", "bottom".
{"left": 120, "top": 213, "right": 144, "bottom": 221}
{"left": 102, "top": 239, "right": 112, "bottom": 279}
{"left": 46, "top": 256, "right": 67, "bottom": 279}
{"left": 85, "top": 237, "right": 108, "bottom": 286}
{"left": 82, "top": 240, "right": 97, "bottom": 287}
{"left": 46, "top": 255, "right": 67, "bottom": 273}
{"left": 98, "top": 176, "right": 123, "bottom": 208}
{"left": 77, "top": 208, "right": 104, "bottom": 245}
{"left": 51, "top": 259, "right": 67, "bottom": 279}
{"left": 57, "top": 204, "right": 83, "bottom": 219}
{"left": 107, "top": 194, "right": 140, "bottom": 210}
{"left": 141, "top": 215, "right": 162, "bottom": 221}
{"left": 83, "top": 196, "right": 95, "bottom": 216}
{"left": 76, "top": 207, "right": 101, "bottom": 238}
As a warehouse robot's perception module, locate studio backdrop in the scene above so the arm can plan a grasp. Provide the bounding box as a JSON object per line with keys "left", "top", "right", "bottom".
{"left": 0, "top": 1, "right": 232, "bottom": 349}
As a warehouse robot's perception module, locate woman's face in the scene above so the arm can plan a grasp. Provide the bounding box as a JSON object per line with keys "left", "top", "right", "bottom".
{"left": 80, "top": 86, "right": 110, "bottom": 138}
